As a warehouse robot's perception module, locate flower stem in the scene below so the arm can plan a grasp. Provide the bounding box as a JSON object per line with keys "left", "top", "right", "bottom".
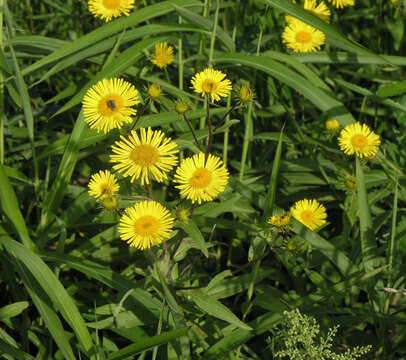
{"left": 178, "top": 16, "right": 184, "bottom": 90}
{"left": 182, "top": 114, "right": 203, "bottom": 152}
{"left": 129, "top": 100, "right": 149, "bottom": 132}
{"left": 0, "top": 0, "right": 4, "bottom": 164}
{"left": 204, "top": 96, "right": 213, "bottom": 164}
{"left": 208, "top": 0, "right": 220, "bottom": 69}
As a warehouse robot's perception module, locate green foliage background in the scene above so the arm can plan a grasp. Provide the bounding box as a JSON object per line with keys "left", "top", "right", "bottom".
{"left": 1, "top": 0, "right": 406, "bottom": 358}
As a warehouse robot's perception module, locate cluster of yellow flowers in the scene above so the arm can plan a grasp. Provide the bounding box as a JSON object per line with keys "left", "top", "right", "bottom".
{"left": 83, "top": 42, "right": 237, "bottom": 249}
{"left": 282, "top": 0, "right": 354, "bottom": 53}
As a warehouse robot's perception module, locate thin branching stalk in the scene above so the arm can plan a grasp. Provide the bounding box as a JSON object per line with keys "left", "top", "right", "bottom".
{"left": 208, "top": 0, "right": 220, "bottom": 68}
{"left": 204, "top": 96, "right": 213, "bottom": 164}
{"left": 129, "top": 101, "right": 150, "bottom": 132}
{"left": 182, "top": 114, "right": 203, "bottom": 152}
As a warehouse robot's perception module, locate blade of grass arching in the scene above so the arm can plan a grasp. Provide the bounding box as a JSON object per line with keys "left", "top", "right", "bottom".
{"left": 0, "top": 164, "right": 36, "bottom": 251}
{"left": 0, "top": 302, "right": 29, "bottom": 321}
{"left": 290, "top": 219, "right": 359, "bottom": 277}
{"left": 20, "top": 0, "right": 201, "bottom": 77}
{"left": 0, "top": 235, "right": 95, "bottom": 359}
{"left": 214, "top": 53, "right": 355, "bottom": 126}
{"left": 102, "top": 29, "right": 126, "bottom": 71}
{"left": 7, "top": 33, "right": 38, "bottom": 186}
{"left": 292, "top": 52, "right": 406, "bottom": 66}
{"left": 107, "top": 327, "right": 190, "bottom": 360}
{"left": 262, "top": 0, "right": 390, "bottom": 63}
{"left": 11, "top": 258, "right": 76, "bottom": 360}
{"left": 0, "top": 338, "right": 35, "bottom": 360}
{"left": 356, "top": 158, "right": 377, "bottom": 273}
{"left": 263, "top": 124, "right": 285, "bottom": 224}
{"left": 172, "top": 3, "right": 234, "bottom": 52}
{"left": 176, "top": 220, "right": 209, "bottom": 258}
{"left": 201, "top": 311, "right": 284, "bottom": 359}
{"left": 38, "top": 112, "right": 87, "bottom": 231}
{"left": 53, "top": 37, "right": 163, "bottom": 117}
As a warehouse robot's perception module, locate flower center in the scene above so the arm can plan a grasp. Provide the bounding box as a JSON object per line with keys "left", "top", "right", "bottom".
{"left": 103, "top": 0, "right": 121, "bottom": 9}
{"left": 351, "top": 134, "right": 368, "bottom": 149}
{"left": 99, "top": 94, "right": 123, "bottom": 116}
{"left": 130, "top": 145, "right": 159, "bottom": 167}
{"left": 301, "top": 210, "right": 314, "bottom": 224}
{"left": 134, "top": 215, "right": 159, "bottom": 236}
{"left": 202, "top": 79, "right": 217, "bottom": 94}
{"left": 189, "top": 168, "right": 212, "bottom": 189}
{"left": 296, "top": 31, "right": 312, "bottom": 44}
{"left": 99, "top": 183, "right": 112, "bottom": 196}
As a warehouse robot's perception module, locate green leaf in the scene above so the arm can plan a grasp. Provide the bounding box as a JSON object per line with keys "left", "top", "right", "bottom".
{"left": 0, "top": 302, "right": 29, "bottom": 321}
{"left": 107, "top": 327, "right": 190, "bottom": 360}
{"left": 187, "top": 290, "right": 252, "bottom": 330}
{"left": 214, "top": 53, "right": 355, "bottom": 126}
{"left": 176, "top": 220, "right": 208, "bottom": 258}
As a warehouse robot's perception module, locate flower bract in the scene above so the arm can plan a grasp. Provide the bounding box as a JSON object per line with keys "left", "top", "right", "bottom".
{"left": 338, "top": 122, "right": 380, "bottom": 158}
{"left": 282, "top": 19, "right": 325, "bottom": 53}
{"left": 191, "top": 68, "right": 232, "bottom": 103}
{"left": 88, "top": 170, "right": 119, "bottom": 200}
{"left": 174, "top": 152, "right": 229, "bottom": 204}
{"left": 151, "top": 42, "right": 174, "bottom": 69}
{"left": 88, "top": 0, "right": 135, "bottom": 22}
{"left": 326, "top": 118, "right": 340, "bottom": 131}
{"left": 110, "top": 127, "right": 178, "bottom": 185}
{"left": 119, "top": 200, "right": 174, "bottom": 249}
{"left": 82, "top": 78, "right": 140, "bottom": 133}
{"left": 291, "top": 199, "right": 327, "bottom": 231}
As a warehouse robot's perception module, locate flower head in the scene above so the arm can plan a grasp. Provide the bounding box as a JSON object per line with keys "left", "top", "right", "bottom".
{"left": 119, "top": 200, "right": 174, "bottom": 249}
{"left": 147, "top": 83, "right": 162, "bottom": 100}
{"left": 338, "top": 122, "right": 380, "bottom": 158}
{"left": 151, "top": 42, "right": 174, "bottom": 69}
{"left": 268, "top": 212, "right": 291, "bottom": 228}
{"left": 191, "top": 68, "right": 232, "bottom": 103}
{"left": 327, "top": 0, "right": 355, "bottom": 8}
{"left": 88, "top": 170, "right": 120, "bottom": 200}
{"left": 286, "top": 0, "right": 330, "bottom": 23}
{"left": 82, "top": 78, "right": 140, "bottom": 133}
{"left": 291, "top": 199, "right": 327, "bottom": 231}
{"left": 282, "top": 19, "right": 325, "bottom": 53}
{"left": 326, "top": 118, "right": 340, "bottom": 131}
{"left": 236, "top": 84, "right": 254, "bottom": 105}
{"left": 88, "top": 0, "right": 135, "bottom": 22}
{"left": 174, "top": 152, "right": 229, "bottom": 204}
{"left": 175, "top": 99, "right": 189, "bottom": 115}
{"left": 110, "top": 127, "right": 178, "bottom": 185}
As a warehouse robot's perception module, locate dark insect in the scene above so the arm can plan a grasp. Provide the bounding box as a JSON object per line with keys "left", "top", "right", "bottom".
{"left": 107, "top": 99, "right": 116, "bottom": 111}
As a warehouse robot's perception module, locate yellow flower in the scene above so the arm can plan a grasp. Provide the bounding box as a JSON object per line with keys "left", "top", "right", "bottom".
{"left": 82, "top": 78, "right": 140, "bottom": 133}
{"left": 326, "top": 118, "right": 340, "bottom": 131}
{"left": 147, "top": 83, "right": 162, "bottom": 100}
{"left": 327, "top": 0, "right": 354, "bottom": 8}
{"left": 282, "top": 19, "right": 325, "bottom": 53}
{"left": 88, "top": 170, "right": 120, "bottom": 200}
{"left": 151, "top": 42, "right": 174, "bottom": 69}
{"left": 119, "top": 200, "right": 174, "bottom": 249}
{"left": 338, "top": 122, "right": 380, "bottom": 158}
{"left": 174, "top": 152, "right": 229, "bottom": 204}
{"left": 291, "top": 199, "right": 327, "bottom": 231}
{"left": 110, "top": 127, "right": 178, "bottom": 185}
{"left": 268, "top": 212, "right": 291, "bottom": 227}
{"left": 88, "top": 0, "right": 135, "bottom": 22}
{"left": 286, "top": 0, "right": 331, "bottom": 23}
{"left": 236, "top": 85, "right": 254, "bottom": 105}
{"left": 191, "top": 68, "right": 232, "bottom": 103}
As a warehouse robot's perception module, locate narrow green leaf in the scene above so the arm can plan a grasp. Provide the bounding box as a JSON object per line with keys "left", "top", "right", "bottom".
{"left": 0, "top": 164, "right": 36, "bottom": 250}
{"left": 107, "top": 327, "right": 189, "bottom": 360}
{"left": 377, "top": 80, "right": 406, "bottom": 98}
{"left": 0, "top": 338, "right": 35, "bottom": 360}
{"left": 187, "top": 290, "right": 252, "bottom": 330}
{"left": 176, "top": 220, "right": 208, "bottom": 258}
{"left": 0, "top": 236, "right": 96, "bottom": 359}
{"left": 0, "top": 302, "right": 29, "bottom": 321}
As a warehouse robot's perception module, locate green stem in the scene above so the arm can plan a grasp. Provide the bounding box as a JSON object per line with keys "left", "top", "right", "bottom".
{"left": 0, "top": 0, "right": 4, "bottom": 164}
{"left": 204, "top": 96, "right": 212, "bottom": 164}
{"left": 182, "top": 114, "right": 202, "bottom": 152}
{"left": 239, "top": 102, "right": 253, "bottom": 181}
{"left": 208, "top": 0, "right": 220, "bottom": 68}
{"left": 178, "top": 16, "right": 183, "bottom": 91}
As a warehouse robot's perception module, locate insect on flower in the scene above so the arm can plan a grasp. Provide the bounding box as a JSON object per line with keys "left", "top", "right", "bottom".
{"left": 107, "top": 99, "right": 116, "bottom": 111}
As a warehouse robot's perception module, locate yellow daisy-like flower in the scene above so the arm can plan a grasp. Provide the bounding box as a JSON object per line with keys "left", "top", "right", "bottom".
{"left": 110, "top": 127, "right": 178, "bottom": 185}
{"left": 327, "top": 0, "right": 354, "bottom": 8}
{"left": 191, "top": 68, "right": 232, "bottom": 103}
{"left": 282, "top": 19, "right": 325, "bottom": 53}
{"left": 326, "top": 118, "right": 340, "bottom": 131}
{"left": 338, "top": 122, "right": 381, "bottom": 158}
{"left": 291, "top": 199, "right": 327, "bottom": 231}
{"left": 174, "top": 152, "right": 229, "bottom": 204}
{"left": 286, "top": 0, "right": 331, "bottom": 23}
{"left": 119, "top": 200, "right": 174, "bottom": 250}
{"left": 151, "top": 42, "right": 174, "bottom": 69}
{"left": 88, "top": 0, "right": 135, "bottom": 22}
{"left": 82, "top": 78, "right": 140, "bottom": 133}
{"left": 268, "top": 212, "right": 291, "bottom": 228}
{"left": 88, "top": 170, "right": 120, "bottom": 201}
